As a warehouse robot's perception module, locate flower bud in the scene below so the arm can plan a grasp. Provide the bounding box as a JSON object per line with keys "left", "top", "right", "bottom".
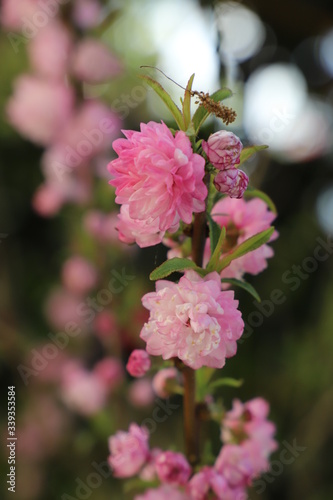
{"left": 202, "top": 130, "right": 243, "bottom": 169}
{"left": 214, "top": 169, "right": 249, "bottom": 198}
{"left": 126, "top": 349, "right": 151, "bottom": 377}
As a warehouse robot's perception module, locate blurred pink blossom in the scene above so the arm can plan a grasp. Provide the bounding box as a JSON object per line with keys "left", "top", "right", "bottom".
{"left": 44, "top": 288, "right": 86, "bottom": 331}
{"left": 108, "top": 423, "right": 150, "bottom": 478}
{"left": 28, "top": 20, "right": 73, "bottom": 80}
{"left": 126, "top": 349, "right": 151, "bottom": 377}
{"left": 0, "top": 0, "right": 39, "bottom": 30}
{"left": 155, "top": 451, "right": 191, "bottom": 486}
{"left": 93, "top": 357, "right": 124, "bottom": 391}
{"left": 187, "top": 466, "right": 246, "bottom": 500}
{"left": 32, "top": 183, "right": 65, "bottom": 217}
{"left": 72, "top": 38, "right": 123, "bottom": 84}
{"left": 93, "top": 310, "right": 117, "bottom": 338}
{"left": 135, "top": 485, "right": 189, "bottom": 500}
{"left": 72, "top": 0, "right": 102, "bottom": 29}
{"left": 152, "top": 367, "right": 180, "bottom": 398}
{"left": 140, "top": 270, "right": 244, "bottom": 369}
{"left": 61, "top": 255, "right": 98, "bottom": 295}
{"left": 42, "top": 100, "right": 121, "bottom": 173}
{"left": 6, "top": 76, "right": 74, "bottom": 146}
{"left": 128, "top": 379, "right": 155, "bottom": 408}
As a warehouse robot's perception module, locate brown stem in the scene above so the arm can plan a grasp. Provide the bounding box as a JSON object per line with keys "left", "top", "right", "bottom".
{"left": 182, "top": 173, "right": 209, "bottom": 466}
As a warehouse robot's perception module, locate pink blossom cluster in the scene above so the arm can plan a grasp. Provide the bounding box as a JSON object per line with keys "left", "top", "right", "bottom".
{"left": 60, "top": 357, "right": 124, "bottom": 416}
{"left": 2, "top": 0, "right": 122, "bottom": 216}
{"left": 140, "top": 270, "right": 244, "bottom": 369}
{"left": 202, "top": 131, "right": 248, "bottom": 198}
{"left": 108, "top": 121, "right": 207, "bottom": 247}
{"left": 108, "top": 398, "right": 276, "bottom": 499}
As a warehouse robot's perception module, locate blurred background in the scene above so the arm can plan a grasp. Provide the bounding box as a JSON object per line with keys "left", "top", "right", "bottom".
{"left": 1, "top": 0, "right": 333, "bottom": 499}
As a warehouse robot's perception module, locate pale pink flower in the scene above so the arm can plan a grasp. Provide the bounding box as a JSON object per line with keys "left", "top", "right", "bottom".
{"left": 135, "top": 485, "right": 189, "bottom": 500}
{"left": 42, "top": 100, "right": 121, "bottom": 173}
{"left": 0, "top": 0, "right": 39, "bottom": 30}
{"left": 126, "top": 349, "right": 151, "bottom": 377}
{"left": 6, "top": 76, "right": 74, "bottom": 146}
{"left": 204, "top": 198, "right": 278, "bottom": 280}
{"left": 72, "top": 0, "right": 102, "bottom": 29}
{"left": 152, "top": 367, "right": 180, "bottom": 398}
{"left": 93, "top": 357, "right": 124, "bottom": 392}
{"left": 139, "top": 447, "right": 163, "bottom": 481}
{"left": 28, "top": 20, "right": 72, "bottom": 80}
{"left": 44, "top": 288, "right": 86, "bottom": 331}
{"left": 202, "top": 131, "right": 243, "bottom": 169}
{"left": 108, "top": 121, "right": 207, "bottom": 241}
{"left": 32, "top": 183, "right": 65, "bottom": 217}
{"left": 155, "top": 451, "right": 191, "bottom": 486}
{"left": 116, "top": 204, "right": 166, "bottom": 248}
{"left": 108, "top": 424, "right": 150, "bottom": 478}
{"left": 140, "top": 270, "right": 244, "bottom": 369}
{"left": 72, "top": 38, "right": 123, "bottom": 84}
{"left": 60, "top": 362, "right": 108, "bottom": 416}
{"left": 214, "top": 169, "right": 249, "bottom": 198}
{"left": 215, "top": 444, "right": 253, "bottom": 489}
{"left": 128, "top": 379, "right": 155, "bottom": 408}
{"left": 187, "top": 466, "right": 247, "bottom": 500}
{"left": 61, "top": 255, "right": 98, "bottom": 295}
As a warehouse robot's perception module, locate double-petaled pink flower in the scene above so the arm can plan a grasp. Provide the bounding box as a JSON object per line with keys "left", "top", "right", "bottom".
{"left": 126, "top": 349, "right": 151, "bottom": 378}
{"left": 108, "top": 121, "right": 207, "bottom": 247}
{"left": 108, "top": 424, "right": 150, "bottom": 478}
{"left": 140, "top": 270, "right": 244, "bottom": 369}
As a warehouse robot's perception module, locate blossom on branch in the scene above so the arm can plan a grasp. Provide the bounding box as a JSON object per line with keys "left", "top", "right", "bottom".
{"left": 108, "top": 121, "right": 207, "bottom": 247}
{"left": 140, "top": 270, "right": 244, "bottom": 369}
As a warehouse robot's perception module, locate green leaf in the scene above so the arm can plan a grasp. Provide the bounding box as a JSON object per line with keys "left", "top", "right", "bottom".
{"left": 236, "top": 145, "right": 268, "bottom": 167}
{"left": 182, "top": 74, "right": 195, "bottom": 131}
{"left": 149, "top": 257, "right": 202, "bottom": 280}
{"left": 220, "top": 278, "right": 261, "bottom": 302}
{"left": 207, "top": 213, "right": 222, "bottom": 255}
{"left": 244, "top": 187, "right": 277, "bottom": 214}
{"left": 206, "top": 226, "right": 226, "bottom": 272}
{"left": 138, "top": 74, "right": 184, "bottom": 130}
{"left": 193, "top": 87, "right": 233, "bottom": 134}
{"left": 217, "top": 227, "right": 275, "bottom": 272}
{"left": 208, "top": 377, "right": 243, "bottom": 392}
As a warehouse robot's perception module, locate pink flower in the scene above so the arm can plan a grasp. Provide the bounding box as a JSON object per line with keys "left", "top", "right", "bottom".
{"left": 128, "top": 379, "right": 155, "bottom": 408}
{"left": 60, "top": 361, "right": 108, "bottom": 416}
{"left": 0, "top": 0, "right": 39, "bottom": 30}
{"left": 93, "top": 357, "right": 124, "bottom": 392}
{"left": 28, "top": 20, "right": 73, "bottom": 80}
{"left": 108, "top": 121, "right": 207, "bottom": 243}
{"left": 72, "top": 0, "right": 102, "bottom": 29}
{"left": 214, "top": 169, "right": 249, "bottom": 198}
{"left": 155, "top": 451, "right": 191, "bottom": 486}
{"left": 140, "top": 270, "right": 244, "bottom": 369}
{"left": 32, "top": 183, "right": 65, "bottom": 217}
{"left": 135, "top": 485, "right": 189, "bottom": 500}
{"left": 116, "top": 204, "right": 166, "bottom": 248}
{"left": 72, "top": 38, "right": 123, "bottom": 84}
{"left": 215, "top": 444, "right": 253, "bottom": 489}
{"left": 152, "top": 368, "right": 180, "bottom": 398}
{"left": 42, "top": 100, "right": 121, "bottom": 174}
{"left": 61, "top": 256, "right": 98, "bottom": 295}
{"left": 44, "top": 288, "right": 86, "bottom": 331}
{"left": 202, "top": 131, "right": 243, "bottom": 169}
{"left": 187, "top": 466, "right": 246, "bottom": 500}
{"left": 6, "top": 76, "right": 74, "bottom": 146}
{"left": 108, "top": 424, "right": 150, "bottom": 478}
{"left": 126, "top": 349, "right": 151, "bottom": 378}
{"left": 204, "top": 198, "right": 278, "bottom": 280}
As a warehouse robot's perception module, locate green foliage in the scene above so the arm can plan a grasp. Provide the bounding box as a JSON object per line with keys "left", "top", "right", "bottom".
{"left": 220, "top": 278, "right": 261, "bottom": 302}
{"left": 236, "top": 144, "right": 268, "bottom": 167}
{"left": 149, "top": 257, "right": 203, "bottom": 280}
